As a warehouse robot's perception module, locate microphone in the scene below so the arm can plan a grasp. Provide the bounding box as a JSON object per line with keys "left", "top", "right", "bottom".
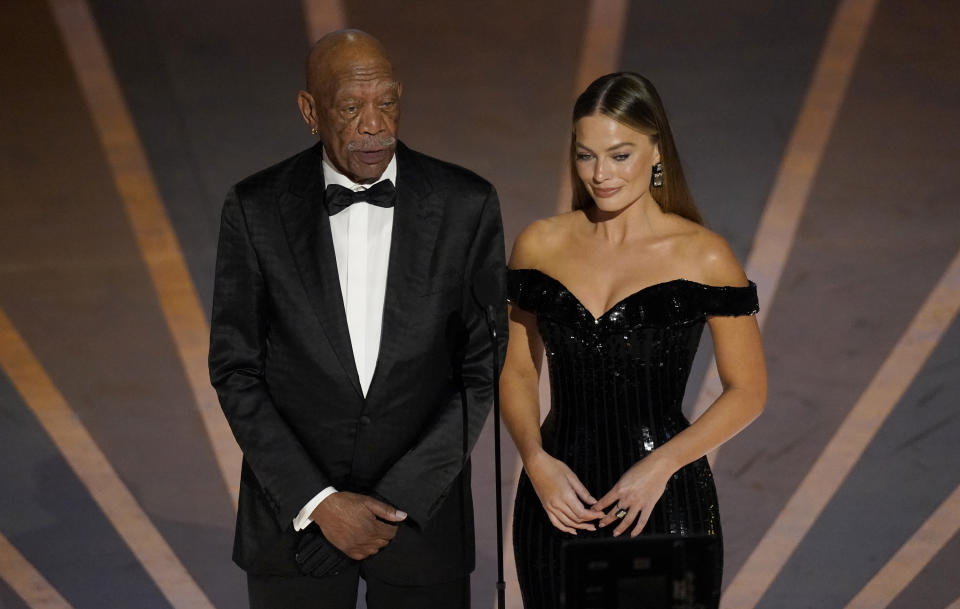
{"left": 472, "top": 267, "right": 500, "bottom": 338}
{"left": 472, "top": 267, "right": 506, "bottom": 609}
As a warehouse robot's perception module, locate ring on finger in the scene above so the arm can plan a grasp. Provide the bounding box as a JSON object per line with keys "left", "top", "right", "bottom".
{"left": 614, "top": 506, "right": 629, "bottom": 519}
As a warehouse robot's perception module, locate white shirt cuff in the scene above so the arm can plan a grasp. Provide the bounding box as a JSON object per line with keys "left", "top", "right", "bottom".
{"left": 293, "top": 486, "right": 338, "bottom": 531}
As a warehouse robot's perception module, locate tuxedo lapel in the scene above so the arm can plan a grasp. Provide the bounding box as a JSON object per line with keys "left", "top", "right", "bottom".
{"left": 367, "top": 144, "right": 444, "bottom": 401}
{"left": 279, "top": 144, "right": 363, "bottom": 397}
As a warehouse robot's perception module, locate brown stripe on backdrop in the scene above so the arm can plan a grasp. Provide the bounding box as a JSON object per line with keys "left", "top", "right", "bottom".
{"left": 303, "top": 0, "right": 347, "bottom": 41}
{"left": 721, "top": 247, "right": 960, "bottom": 609}
{"left": 0, "top": 308, "right": 215, "bottom": 609}
{"left": 842, "top": 482, "right": 960, "bottom": 608}
{"left": 0, "top": 531, "right": 73, "bottom": 609}
{"left": 691, "top": 0, "right": 880, "bottom": 443}
{"left": 46, "top": 0, "right": 241, "bottom": 506}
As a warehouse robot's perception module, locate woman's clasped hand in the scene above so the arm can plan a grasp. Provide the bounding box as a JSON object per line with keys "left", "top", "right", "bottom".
{"left": 527, "top": 448, "right": 675, "bottom": 538}
{"left": 591, "top": 454, "right": 674, "bottom": 537}
{"left": 523, "top": 450, "right": 604, "bottom": 534}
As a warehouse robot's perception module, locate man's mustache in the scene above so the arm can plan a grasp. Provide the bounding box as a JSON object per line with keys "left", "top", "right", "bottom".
{"left": 347, "top": 135, "right": 397, "bottom": 151}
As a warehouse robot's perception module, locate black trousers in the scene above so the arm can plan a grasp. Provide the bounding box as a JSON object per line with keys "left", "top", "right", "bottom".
{"left": 247, "top": 567, "right": 470, "bottom": 609}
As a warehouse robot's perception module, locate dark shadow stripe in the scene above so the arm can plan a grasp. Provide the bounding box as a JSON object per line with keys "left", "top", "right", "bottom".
{"left": 888, "top": 530, "right": 960, "bottom": 609}
{"left": 715, "top": 0, "right": 960, "bottom": 598}
{"left": 0, "top": 370, "right": 171, "bottom": 609}
{"left": 0, "top": 1, "right": 243, "bottom": 606}
{"left": 0, "top": 577, "right": 32, "bottom": 609}
{"left": 86, "top": 0, "right": 311, "bottom": 315}
{"left": 615, "top": 2, "right": 844, "bottom": 420}
{"left": 617, "top": 0, "right": 839, "bottom": 261}
{"left": 758, "top": 313, "right": 960, "bottom": 608}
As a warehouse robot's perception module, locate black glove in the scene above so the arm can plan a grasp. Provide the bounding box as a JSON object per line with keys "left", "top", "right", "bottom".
{"left": 294, "top": 523, "right": 356, "bottom": 577}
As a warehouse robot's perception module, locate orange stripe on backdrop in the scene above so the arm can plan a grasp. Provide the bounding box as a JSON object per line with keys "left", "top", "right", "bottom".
{"left": 691, "top": 0, "right": 880, "bottom": 442}
{"left": 720, "top": 247, "right": 960, "bottom": 609}
{"left": 302, "top": 0, "right": 347, "bottom": 42}
{"left": 843, "top": 483, "right": 960, "bottom": 609}
{"left": 0, "top": 309, "right": 215, "bottom": 609}
{"left": 46, "top": 0, "right": 241, "bottom": 507}
{"left": 0, "top": 532, "right": 73, "bottom": 609}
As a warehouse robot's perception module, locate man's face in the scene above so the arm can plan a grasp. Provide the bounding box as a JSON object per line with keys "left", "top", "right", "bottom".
{"left": 315, "top": 60, "right": 401, "bottom": 183}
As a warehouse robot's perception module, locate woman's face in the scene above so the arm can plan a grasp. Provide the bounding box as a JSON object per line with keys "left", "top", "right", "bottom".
{"left": 574, "top": 113, "right": 661, "bottom": 213}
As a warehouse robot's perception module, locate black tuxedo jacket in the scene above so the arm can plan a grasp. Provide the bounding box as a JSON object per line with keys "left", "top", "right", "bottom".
{"left": 209, "top": 142, "right": 506, "bottom": 584}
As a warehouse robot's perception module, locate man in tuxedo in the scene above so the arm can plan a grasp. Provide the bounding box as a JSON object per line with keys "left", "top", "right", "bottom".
{"left": 209, "top": 30, "right": 506, "bottom": 608}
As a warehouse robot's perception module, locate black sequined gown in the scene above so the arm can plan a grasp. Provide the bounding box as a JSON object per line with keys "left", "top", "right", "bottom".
{"left": 507, "top": 269, "right": 759, "bottom": 609}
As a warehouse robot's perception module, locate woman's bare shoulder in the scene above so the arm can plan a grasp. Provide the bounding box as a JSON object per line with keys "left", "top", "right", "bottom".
{"left": 663, "top": 217, "right": 748, "bottom": 287}
{"left": 509, "top": 211, "right": 584, "bottom": 269}
{"left": 691, "top": 228, "right": 748, "bottom": 287}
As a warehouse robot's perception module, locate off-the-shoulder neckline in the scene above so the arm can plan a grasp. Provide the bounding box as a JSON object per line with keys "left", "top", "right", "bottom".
{"left": 508, "top": 267, "right": 755, "bottom": 323}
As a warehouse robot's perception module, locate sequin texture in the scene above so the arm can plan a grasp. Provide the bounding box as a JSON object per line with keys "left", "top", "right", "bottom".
{"left": 508, "top": 268, "right": 759, "bottom": 609}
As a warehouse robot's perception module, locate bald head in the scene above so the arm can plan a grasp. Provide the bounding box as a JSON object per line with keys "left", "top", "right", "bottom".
{"left": 298, "top": 29, "right": 401, "bottom": 183}
{"left": 305, "top": 30, "right": 393, "bottom": 96}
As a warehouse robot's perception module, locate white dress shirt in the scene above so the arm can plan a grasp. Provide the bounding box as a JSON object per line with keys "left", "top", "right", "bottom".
{"left": 293, "top": 149, "right": 397, "bottom": 531}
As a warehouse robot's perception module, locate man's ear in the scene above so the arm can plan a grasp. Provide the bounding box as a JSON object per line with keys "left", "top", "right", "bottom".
{"left": 297, "top": 90, "right": 317, "bottom": 129}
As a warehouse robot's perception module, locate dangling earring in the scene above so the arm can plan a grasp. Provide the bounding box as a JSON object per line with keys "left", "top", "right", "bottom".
{"left": 651, "top": 162, "right": 664, "bottom": 188}
{"left": 310, "top": 126, "right": 318, "bottom": 136}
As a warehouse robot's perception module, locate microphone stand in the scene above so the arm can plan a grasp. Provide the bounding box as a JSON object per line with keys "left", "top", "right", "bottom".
{"left": 483, "top": 303, "right": 506, "bottom": 609}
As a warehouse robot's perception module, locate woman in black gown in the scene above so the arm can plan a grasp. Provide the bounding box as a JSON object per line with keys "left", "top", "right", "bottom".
{"left": 500, "top": 73, "right": 767, "bottom": 609}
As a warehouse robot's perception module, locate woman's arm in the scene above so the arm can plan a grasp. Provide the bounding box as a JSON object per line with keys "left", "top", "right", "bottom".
{"left": 499, "top": 304, "right": 546, "bottom": 464}
{"left": 656, "top": 307, "right": 767, "bottom": 474}
{"left": 500, "top": 224, "right": 605, "bottom": 533}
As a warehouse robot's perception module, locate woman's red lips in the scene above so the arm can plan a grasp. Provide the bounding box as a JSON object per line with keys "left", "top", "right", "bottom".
{"left": 592, "top": 186, "right": 621, "bottom": 198}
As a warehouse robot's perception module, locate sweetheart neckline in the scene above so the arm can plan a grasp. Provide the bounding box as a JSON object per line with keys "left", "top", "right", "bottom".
{"left": 509, "top": 268, "right": 694, "bottom": 322}
{"left": 509, "top": 268, "right": 753, "bottom": 323}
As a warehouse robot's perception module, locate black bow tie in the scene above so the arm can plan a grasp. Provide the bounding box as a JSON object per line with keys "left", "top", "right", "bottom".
{"left": 324, "top": 180, "right": 396, "bottom": 215}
